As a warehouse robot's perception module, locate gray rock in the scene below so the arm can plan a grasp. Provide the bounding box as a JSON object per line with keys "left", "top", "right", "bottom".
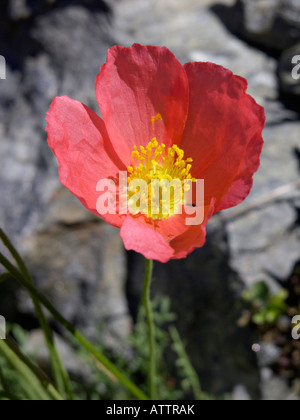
{"left": 109, "top": 0, "right": 286, "bottom": 119}
{"left": 242, "top": 0, "right": 281, "bottom": 34}
{"left": 232, "top": 384, "right": 252, "bottom": 400}
{"left": 0, "top": 1, "right": 130, "bottom": 349}
{"left": 8, "top": 0, "right": 31, "bottom": 20}
{"left": 225, "top": 121, "right": 300, "bottom": 291}
{"left": 0, "top": 0, "right": 299, "bottom": 400}
{"left": 20, "top": 220, "right": 131, "bottom": 345}
{"left": 32, "top": 5, "right": 113, "bottom": 108}
{"left": 24, "top": 329, "right": 92, "bottom": 381}
{"left": 257, "top": 343, "right": 281, "bottom": 367}
{"left": 241, "top": 0, "right": 300, "bottom": 52}
{"left": 262, "top": 375, "right": 300, "bottom": 400}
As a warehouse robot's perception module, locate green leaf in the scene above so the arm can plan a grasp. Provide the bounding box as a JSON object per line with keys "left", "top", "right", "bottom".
{"left": 0, "top": 339, "right": 55, "bottom": 400}
{"left": 265, "top": 309, "right": 281, "bottom": 324}
{"left": 0, "top": 250, "right": 148, "bottom": 401}
{"left": 243, "top": 281, "right": 270, "bottom": 304}
{"left": 170, "top": 326, "right": 211, "bottom": 401}
{"left": 0, "top": 228, "right": 72, "bottom": 400}
{"left": 252, "top": 310, "right": 267, "bottom": 325}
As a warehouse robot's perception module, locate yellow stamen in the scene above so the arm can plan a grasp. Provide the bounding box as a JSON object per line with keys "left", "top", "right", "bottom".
{"left": 151, "top": 113, "right": 163, "bottom": 124}
{"left": 127, "top": 139, "right": 196, "bottom": 220}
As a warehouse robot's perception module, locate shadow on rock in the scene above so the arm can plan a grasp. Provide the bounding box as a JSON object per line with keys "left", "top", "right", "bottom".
{"left": 0, "top": 0, "right": 111, "bottom": 70}
{"left": 127, "top": 225, "right": 260, "bottom": 399}
{"left": 211, "top": 0, "right": 300, "bottom": 115}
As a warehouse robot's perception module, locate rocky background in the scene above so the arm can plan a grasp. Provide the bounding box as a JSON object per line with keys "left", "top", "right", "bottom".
{"left": 0, "top": 0, "right": 299, "bottom": 400}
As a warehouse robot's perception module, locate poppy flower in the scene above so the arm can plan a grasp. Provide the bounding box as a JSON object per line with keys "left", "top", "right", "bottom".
{"left": 46, "top": 44, "right": 265, "bottom": 263}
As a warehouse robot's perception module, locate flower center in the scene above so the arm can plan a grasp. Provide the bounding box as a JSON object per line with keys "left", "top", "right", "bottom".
{"left": 127, "top": 138, "right": 196, "bottom": 220}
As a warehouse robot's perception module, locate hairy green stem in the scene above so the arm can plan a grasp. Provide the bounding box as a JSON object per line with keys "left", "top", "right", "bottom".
{"left": 142, "top": 259, "right": 156, "bottom": 400}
